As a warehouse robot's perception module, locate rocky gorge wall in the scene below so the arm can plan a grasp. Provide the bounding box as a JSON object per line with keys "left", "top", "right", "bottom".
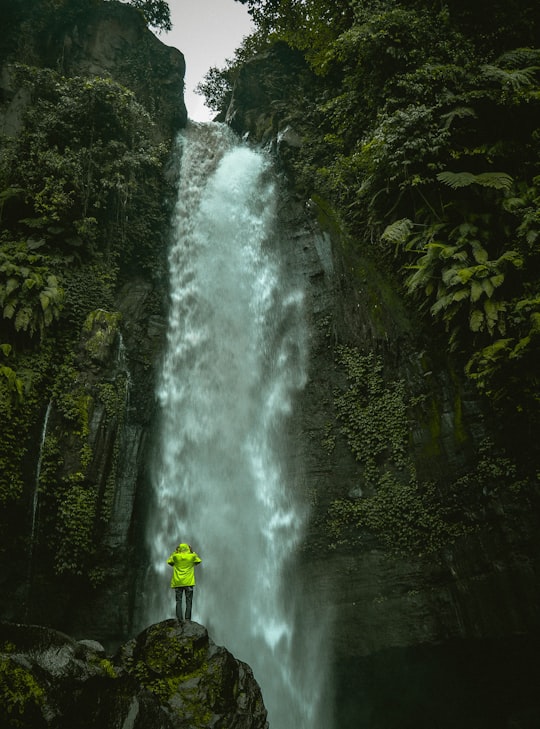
{"left": 0, "top": 1, "right": 186, "bottom": 645}
{"left": 224, "top": 43, "right": 540, "bottom": 728}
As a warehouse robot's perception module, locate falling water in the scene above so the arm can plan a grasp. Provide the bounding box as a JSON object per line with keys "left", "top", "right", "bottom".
{"left": 26, "top": 400, "right": 52, "bottom": 618}
{"left": 143, "top": 122, "right": 333, "bottom": 728}
{"left": 30, "top": 400, "right": 52, "bottom": 545}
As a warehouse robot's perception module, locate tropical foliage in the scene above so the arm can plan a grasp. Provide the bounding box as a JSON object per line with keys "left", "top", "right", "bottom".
{"left": 208, "top": 0, "right": 540, "bottom": 430}
{"left": 0, "top": 14, "right": 172, "bottom": 581}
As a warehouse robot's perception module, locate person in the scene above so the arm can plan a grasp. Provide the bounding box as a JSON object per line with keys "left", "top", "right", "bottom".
{"left": 167, "top": 542, "right": 202, "bottom": 622}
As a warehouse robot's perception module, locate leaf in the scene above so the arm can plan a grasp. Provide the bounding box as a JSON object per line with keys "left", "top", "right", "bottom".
{"left": 15, "top": 305, "right": 33, "bottom": 333}
{"left": 23, "top": 277, "right": 38, "bottom": 291}
{"left": 437, "top": 171, "right": 476, "bottom": 189}
{"left": 40, "top": 292, "right": 50, "bottom": 311}
{"left": 457, "top": 266, "right": 486, "bottom": 284}
{"left": 471, "top": 240, "right": 489, "bottom": 263}
{"left": 0, "top": 186, "right": 24, "bottom": 204}
{"left": 498, "top": 250, "right": 523, "bottom": 268}
{"left": 481, "top": 63, "right": 540, "bottom": 90}
{"left": 482, "top": 279, "right": 494, "bottom": 298}
{"left": 484, "top": 299, "right": 505, "bottom": 334}
{"left": 452, "top": 288, "right": 469, "bottom": 302}
{"left": 530, "top": 313, "right": 540, "bottom": 333}
{"left": 437, "top": 170, "right": 513, "bottom": 191}
{"left": 5, "top": 278, "right": 19, "bottom": 296}
{"left": 0, "top": 343, "right": 12, "bottom": 357}
{"left": 470, "top": 280, "right": 484, "bottom": 302}
{"left": 484, "top": 299, "right": 499, "bottom": 321}
{"left": 27, "top": 237, "right": 46, "bottom": 250}
{"left": 470, "top": 309, "right": 484, "bottom": 332}
{"left": 442, "top": 267, "right": 459, "bottom": 286}
{"left": 441, "top": 106, "right": 476, "bottom": 129}
{"left": 510, "top": 336, "right": 531, "bottom": 358}
{"left": 381, "top": 218, "right": 413, "bottom": 245}
{"left": 431, "top": 293, "right": 453, "bottom": 315}
{"left": 475, "top": 172, "right": 514, "bottom": 190}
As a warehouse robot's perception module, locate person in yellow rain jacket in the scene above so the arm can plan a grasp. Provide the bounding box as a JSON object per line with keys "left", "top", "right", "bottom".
{"left": 167, "top": 543, "right": 202, "bottom": 621}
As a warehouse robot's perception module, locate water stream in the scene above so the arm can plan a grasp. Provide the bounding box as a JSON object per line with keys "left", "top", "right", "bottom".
{"left": 144, "top": 121, "right": 332, "bottom": 729}
{"left": 26, "top": 399, "right": 52, "bottom": 618}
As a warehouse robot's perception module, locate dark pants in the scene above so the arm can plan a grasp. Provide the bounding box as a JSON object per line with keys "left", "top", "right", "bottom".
{"left": 175, "top": 586, "right": 194, "bottom": 621}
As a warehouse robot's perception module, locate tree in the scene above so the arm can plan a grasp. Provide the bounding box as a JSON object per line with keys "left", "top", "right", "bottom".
{"left": 128, "top": 0, "right": 172, "bottom": 32}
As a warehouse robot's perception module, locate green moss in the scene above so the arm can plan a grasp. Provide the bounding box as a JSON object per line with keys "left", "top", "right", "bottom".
{"left": 53, "top": 483, "right": 98, "bottom": 575}
{"left": 310, "top": 193, "right": 343, "bottom": 239}
{"left": 328, "top": 472, "right": 468, "bottom": 556}
{"left": 424, "top": 397, "right": 442, "bottom": 458}
{"left": 0, "top": 656, "right": 45, "bottom": 727}
{"left": 98, "top": 658, "right": 118, "bottom": 679}
{"left": 333, "top": 346, "right": 411, "bottom": 486}
{"left": 327, "top": 344, "right": 475, "bottom": 554}
{"left": 83, "top": 310, "right": 122, "bottom": 363}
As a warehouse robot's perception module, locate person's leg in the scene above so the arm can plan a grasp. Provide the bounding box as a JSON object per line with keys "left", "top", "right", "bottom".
{"left": 185, "top": 586, "right": 194, "bottom": 620}
{"left": 175, "top": 587, "right": 184, "bottom": 621}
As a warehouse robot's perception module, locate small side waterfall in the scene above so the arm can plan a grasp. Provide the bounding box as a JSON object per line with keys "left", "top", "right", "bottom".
{"left": 30, "top": 401, "right": 52, "bottom": 544}
{"left": 143, "top": 122, "right": 333, "bottom": 728}
{"left": 26, "top": 399, "right": 52, "bottom": 617}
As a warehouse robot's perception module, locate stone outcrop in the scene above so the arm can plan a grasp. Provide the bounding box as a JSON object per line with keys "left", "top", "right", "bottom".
{"left": 0, "top": 2, "right": 187, "bottom": 141}
{"left": 0, "top": 620, "right": 268, "bottom": 729}
{"left": 57, "top": 2, "right": 187, "bottom": 140}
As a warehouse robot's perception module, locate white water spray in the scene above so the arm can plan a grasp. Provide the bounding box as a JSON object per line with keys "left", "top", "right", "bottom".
{"left": 143, "top": 122, "right": 332, "bottom": 729}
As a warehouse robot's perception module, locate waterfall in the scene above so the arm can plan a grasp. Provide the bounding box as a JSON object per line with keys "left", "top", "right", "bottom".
{"left": 26, "top": 400, "right": 52, "bottom": 618}
{"left": 30, "top": 400, "right": 52, "bottom": 545}
{"left": 143, "top": 121, "right": 333, "bottom": 729}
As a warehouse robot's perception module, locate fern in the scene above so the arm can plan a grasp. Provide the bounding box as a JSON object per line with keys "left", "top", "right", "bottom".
{"left": 381, "top": 218, "right": 414, "bottom": 245}
{"left": 437, "top": 171, "right": 514, "bottom": 190}
{"left": 495, "top": 48, "right": 540, "bottom": 69}
{"left": 436, "top": 171, "right": 476, "bottom": 189}
{"left": 441, "top": 106, "right": 477, "bottom": 129}
{"left": 481, "top": 63, "right": 540, "bottom": 90}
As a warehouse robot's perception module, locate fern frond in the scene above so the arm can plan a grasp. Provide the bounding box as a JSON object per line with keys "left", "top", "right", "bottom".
{"left": 441, "top": 106, "right": 477, "bottom": 129}
{"left": 381, "top": 218, "right": 413, "bottom": 245}
{"left": 495, "top": 48, "right": 540, "bottom": 69}
{"left": 437, "top": 170, "right": 513, "bottom": 190}
{"left": 475, "top": 172, "right": 514, "bottom": 190}
{"left": 481, "top": 63, "right": 539, "bottom": 89}
{"left": 469, "top": 309, "right": 485, "bottom": 332}
{"left": 437, "top": 171, "right": 476, "bottom": 189}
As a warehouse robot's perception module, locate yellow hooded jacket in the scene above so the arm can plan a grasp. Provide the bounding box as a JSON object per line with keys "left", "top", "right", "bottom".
{"left": 167, "top": 543, "right": 202, "bottom": 587}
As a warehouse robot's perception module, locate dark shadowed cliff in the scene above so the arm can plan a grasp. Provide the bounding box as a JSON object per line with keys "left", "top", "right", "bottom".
{"left": 217, "top": 21, "right": 540, "bottom": 728}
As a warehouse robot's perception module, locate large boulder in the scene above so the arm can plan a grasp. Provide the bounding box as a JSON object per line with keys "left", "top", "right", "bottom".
{"left": 0, "top": 620, "right": 268, "bottom": 729}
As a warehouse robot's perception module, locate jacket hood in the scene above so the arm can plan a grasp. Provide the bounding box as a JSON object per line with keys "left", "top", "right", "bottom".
{"left": 177, "top": 543, "right": 190, "bottom": 552}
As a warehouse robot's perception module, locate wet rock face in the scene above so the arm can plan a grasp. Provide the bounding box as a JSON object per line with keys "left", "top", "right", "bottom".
{"left": 0, "top": 620, "right": 268, "bottom": 729}
{"left": 224, "top": 39, "right": 540, "bottom": 727}
{"left": 0, "top": 3, "right": 187, "bottom": 142}
{"left": 57, "top": 3, "right": 188, "bottom": 139}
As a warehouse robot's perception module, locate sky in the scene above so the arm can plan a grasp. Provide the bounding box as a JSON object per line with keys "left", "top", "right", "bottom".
{"left": 158, "top": 0, "right": 254, "bottom": 121}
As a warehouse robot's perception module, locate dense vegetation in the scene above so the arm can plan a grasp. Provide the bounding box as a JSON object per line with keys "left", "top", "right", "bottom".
{"left": 196, "top": 0, "right": 540, "bottom": 554}
{"left": 200, "top": 0, "right": 540, "bottom": 446}
{"left": 0, "top": 1, "right": 173, "bottom": 583}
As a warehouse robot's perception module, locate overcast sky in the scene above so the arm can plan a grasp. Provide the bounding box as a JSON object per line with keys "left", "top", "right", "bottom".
{"left": 158, "top": 0, "right": 254, "bottom": 121}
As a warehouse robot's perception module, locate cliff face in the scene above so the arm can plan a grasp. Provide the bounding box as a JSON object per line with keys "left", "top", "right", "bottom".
{"left": 0, "top": 2, "right": 187, "bottom": 140}
{"left": 224, "top": 44, "right": 540, "bottom": 728}
{"left": 0, "top": 2, "right": 185, "bottom": 645}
